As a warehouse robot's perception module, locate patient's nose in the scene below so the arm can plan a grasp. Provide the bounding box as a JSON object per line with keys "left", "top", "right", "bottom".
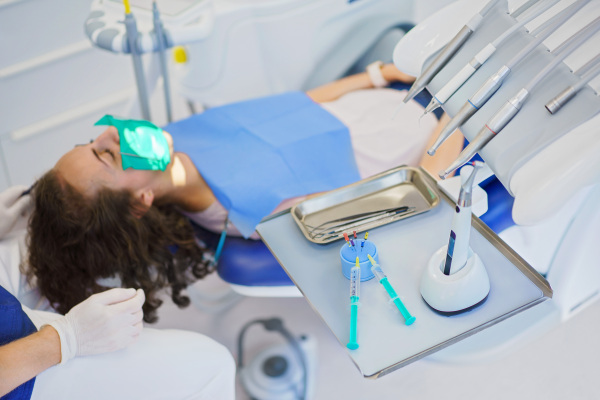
{"left": 95, "top": 126, "right": 120, "bottom": 147}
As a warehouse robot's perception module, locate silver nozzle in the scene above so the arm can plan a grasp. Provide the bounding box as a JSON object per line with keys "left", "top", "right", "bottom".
{"left": 545, "top": 86, "right": 576, "bottom": 114}
{"left": 427, "top": 101, "right": 477, "bottom": 156}
{"left": 424, "top": 97, "right": 441, "bottom": 115}
{"left": 404, "top": 81, "right": 426, "bottom": 104}
{"left": 404, "top": 25, "right": 474, "bottom": 103}
{"left": 439, "top": 126, "right": 494, "bottom": 179}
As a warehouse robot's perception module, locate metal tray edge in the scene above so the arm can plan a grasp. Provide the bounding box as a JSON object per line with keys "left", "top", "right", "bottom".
{"left": 290, "top": 165, "right": 441, "bottom": 244}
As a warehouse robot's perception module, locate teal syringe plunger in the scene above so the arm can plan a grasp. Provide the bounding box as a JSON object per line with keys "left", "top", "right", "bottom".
{"left": 368, "top": 255, "right": 415, "bottom": 325}
{"left": 347, "top": 257, "right": 361, "bottom": 350}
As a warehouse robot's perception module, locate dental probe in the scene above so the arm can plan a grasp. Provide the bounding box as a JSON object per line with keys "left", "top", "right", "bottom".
{"left": 403, "top": 0, "right": 501, "bottom": 103}
{"left": 152, "top": 1, "right": 173, "bottom": 123}
{"left": 546, "top": 54, "right": 600, "bottom": 114}
{"left": 427, "top": 0, "right": 590, "bottom": 157}
{"left": 439, "top": 18, "right": 600, "bottom": 179}
{"left": 367, "top": 255, "right": 415, "bottom": 325}
{"left": 123, "top": 0, "right": 151, "bottom": 120}
{"left": 443, "top": 162, "right": 483, "bottom": 275}
{"left": 347, "top": 257, "right": 361, "bottom": 350}
{"left": 424, "top": 0, "right": 560, "bottom": 117}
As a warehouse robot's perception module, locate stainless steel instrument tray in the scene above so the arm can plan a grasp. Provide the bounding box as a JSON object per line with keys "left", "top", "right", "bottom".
{"left": 291, "top": 166, "right": 440, "bottom": 244}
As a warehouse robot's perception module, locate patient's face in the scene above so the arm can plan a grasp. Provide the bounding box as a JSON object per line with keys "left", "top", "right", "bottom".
{"left": 55, "top": 126, "right": 174, "bottom": 196}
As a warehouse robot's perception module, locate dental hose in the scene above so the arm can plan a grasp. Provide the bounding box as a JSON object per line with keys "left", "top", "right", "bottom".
{"left": 546, "top": 54, "right": 600, "bottom": 114}
{"left": 439, "top": 16, "right": 600, "bottom": 179}
{"left": 152, "top": 1, "right": 173, "bottom": 123}
{"left": 424, "top": 0, "right": 561, "bottom": 116}
{"left": 403, "top": 0, "right": 501, "bottom": 103}
{"left": 428, "top": 0, "right": 591, "bottom": 157}
{"left": 123, "top": 0, "right": 152, "bottom": 121}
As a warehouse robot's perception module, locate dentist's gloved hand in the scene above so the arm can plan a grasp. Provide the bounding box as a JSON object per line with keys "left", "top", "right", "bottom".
{"left": 0, "top": 185, "right": 32, "bottom": 239}
{"left": 48, "top": 288, "right": 145, "bottom": 365}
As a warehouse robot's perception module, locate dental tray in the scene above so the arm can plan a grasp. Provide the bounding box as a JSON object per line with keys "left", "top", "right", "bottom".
{"left": 256, "top": 167, "right": 552, "bottom": 378}
{"left": 291, "top": 166, "right": 440, "bottom": 244}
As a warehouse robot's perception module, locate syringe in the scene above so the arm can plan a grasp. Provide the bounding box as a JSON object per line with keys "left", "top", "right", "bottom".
{"left": 367, "top": 255, "right": 415, "bottom": 325}
{"left": 347, "top": 257, "right": 361, "bottom": 350}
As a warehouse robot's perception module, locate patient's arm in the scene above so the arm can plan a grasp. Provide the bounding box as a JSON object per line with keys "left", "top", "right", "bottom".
{"left": 306, "top": 63, "right": 415, "bottom": 103}
{"left": 418, "top": 113, "right": 464, "bottom": 180}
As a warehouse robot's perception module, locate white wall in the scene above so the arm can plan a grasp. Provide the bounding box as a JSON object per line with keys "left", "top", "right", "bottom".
{"left": 0, "top": 0, "right": 136, "bottom": 190}
{"left": 0, "top": 0, "right": 459, "bottom": 192}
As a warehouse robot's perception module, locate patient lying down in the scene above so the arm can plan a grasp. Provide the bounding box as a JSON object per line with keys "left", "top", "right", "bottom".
{"left": 26, "top": 64, "right": 463, "bottom": 322}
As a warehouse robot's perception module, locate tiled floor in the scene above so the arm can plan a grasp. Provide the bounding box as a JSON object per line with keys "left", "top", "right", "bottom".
{"left": 155, "top": 272, "right": 600, "bottom": 400}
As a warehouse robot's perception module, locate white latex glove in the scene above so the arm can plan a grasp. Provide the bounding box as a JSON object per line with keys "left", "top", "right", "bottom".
{"left": 0, "top": 185, "right": 32, "bottom": 239}
{"left": 48, "top": 288, "right": 145, "bottom": 365}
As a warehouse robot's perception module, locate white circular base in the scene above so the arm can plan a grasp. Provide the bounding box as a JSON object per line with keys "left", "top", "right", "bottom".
{"left": 420, "top": 245, "right": 490, "bottom": 313}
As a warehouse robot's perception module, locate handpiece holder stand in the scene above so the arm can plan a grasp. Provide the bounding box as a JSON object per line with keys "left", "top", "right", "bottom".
{"left": 420, "top": 245, "right": 490, "bottom": 314}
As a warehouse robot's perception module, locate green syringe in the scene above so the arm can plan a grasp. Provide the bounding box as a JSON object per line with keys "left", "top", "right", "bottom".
{"left": 367, "top": 255, "right": 415, "bottom": 325}
{"left": 347, "top": 256, "right": 360, "bottom": 350}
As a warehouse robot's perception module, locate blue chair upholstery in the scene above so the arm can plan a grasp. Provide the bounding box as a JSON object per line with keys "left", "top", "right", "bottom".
{"left": 218, "top": 237, "right": 293, "bottom": 286}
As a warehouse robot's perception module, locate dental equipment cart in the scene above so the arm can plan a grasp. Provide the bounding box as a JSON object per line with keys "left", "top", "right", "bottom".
{"left": 256, "top": 166, "right": 552, "bottom": 378}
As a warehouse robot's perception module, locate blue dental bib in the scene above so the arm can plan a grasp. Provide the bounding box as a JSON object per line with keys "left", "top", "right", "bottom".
{"left": 164, "top": 92, "right": 360, "bottom": 238}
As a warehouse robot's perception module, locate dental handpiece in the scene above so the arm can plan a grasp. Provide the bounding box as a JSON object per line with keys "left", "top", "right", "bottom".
{"left": 123, "top": 0, "right": 151, "bottom": 121}
{"left": 367, "top": 255, "right": 415, "bottom": 325}
{"left": 546, "top": 55, "right": 600, "bottom": 114}
{"left": 428, "top": 0, "right": 590, "bottom": 157}
{"left": 403, "top": 0, "right": 501, "bottom": 104}
{"left": 440, "top": 16, "right": 600, "bottom": 178}
{"left": 443, "top": 162, "right": 483, "bottom": 275}
{"left": 424, "top": 0, "right": 560, "bottom": 116}
{"left": 152, "top": 1, "right": 173, "bottom": 123}
{"left": 347, "top": 257, "right": 361, "bottom": 350}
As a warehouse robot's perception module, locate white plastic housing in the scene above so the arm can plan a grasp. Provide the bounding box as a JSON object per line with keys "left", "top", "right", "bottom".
{"left": 420, "top": 245, "right": 490, "bottom": 313}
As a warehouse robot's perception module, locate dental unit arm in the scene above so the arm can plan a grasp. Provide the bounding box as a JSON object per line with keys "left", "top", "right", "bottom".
{"left": 403, "top": 0, "right": 502, "bottom": 103}
{"left": 85, "top": 0, "right": 215, "bottom": 55}
{"left": 439, "top": 15, "right": 600, "bottom": 179}
{"left": 426, "top": 0, "right": 592, "bottom": 157}
{"left": 394, "top": 0, "right": 600, "bottom": 354}
{"left": 424, "top": 0, "right": 561, "bottom": 116}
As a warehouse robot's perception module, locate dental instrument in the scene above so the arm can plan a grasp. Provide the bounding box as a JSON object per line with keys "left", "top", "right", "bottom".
{"left": 427, "top": 0, "right": 590, "bottom": 156}
{"left": 123, "top": 0, "right": 151, "bottom": 121}
{"left": 314, "top": 207, "right": 416, "bottom": 240}
{"left": 347, "top": 257, "right": 361, "bottom": 350}
{"left": 443, "top": 162, "right": 483, "bottom": 275}
{"left": 439, "top": 17, "right": 600, "bottom": 179}
{"left": 307, "top": 206, "right": 412, "bottom": 235}
{"left": 546, "top": 54, "right": 600, "bottom": 114}
{"left": 367, "top": 254, "right": 415, "bottom": 325}
{"left": 152, "top": 1, "right": 173, "bottom": 123}
{"left": 423, "top": 0, "right": 560, "bottom": 119}
{"left": 213, "top": 217, "right": 230, "bottom": 267}
{"left": 403, "top": 0, "right": 501, "bottom": 103}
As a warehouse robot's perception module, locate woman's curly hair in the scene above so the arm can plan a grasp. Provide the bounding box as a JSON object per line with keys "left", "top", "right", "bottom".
{"left": 26, "top": 170, "right": 213, "bottom": 323}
